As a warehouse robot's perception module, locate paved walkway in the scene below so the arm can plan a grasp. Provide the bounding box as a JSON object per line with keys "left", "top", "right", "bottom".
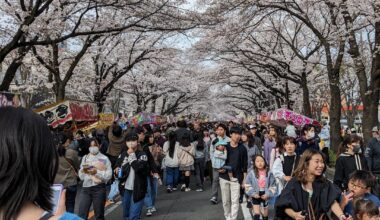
{"left": 102, "top": 178, "right": 275, "bottom": 220}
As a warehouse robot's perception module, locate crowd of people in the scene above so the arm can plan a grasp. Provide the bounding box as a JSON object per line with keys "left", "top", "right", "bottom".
{"left": 1, "top": 106, "right": 380, "bottom": 220}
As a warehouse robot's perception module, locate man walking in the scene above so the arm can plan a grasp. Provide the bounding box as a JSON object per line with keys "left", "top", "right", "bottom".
{"left": 209, "top": 123, "right": 230, "bottom": 204}
{"left": 365, "top": 124, "right": 380, "bottom": 197}
{"left": 219, "top": 127, "right": 247, "bottom": 220}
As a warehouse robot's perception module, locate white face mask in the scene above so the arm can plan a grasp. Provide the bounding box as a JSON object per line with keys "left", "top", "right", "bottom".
{"left": 89, "top": 146, "right": 99, "bottom": 155}
{"left": 126, "top": 141, "right": 138, "bottom": 148}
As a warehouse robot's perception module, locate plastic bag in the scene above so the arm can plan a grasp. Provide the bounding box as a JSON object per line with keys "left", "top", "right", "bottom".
{"left": 107, "top": 180, "right": 119, "bottom": 201}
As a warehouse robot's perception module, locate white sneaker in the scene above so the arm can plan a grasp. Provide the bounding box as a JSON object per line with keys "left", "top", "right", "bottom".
{"left": 151, "top": 207, "right": 157, "bottom": 212}
{"left": 146, "top": 209, "right": 152, "bottom": 216}
{"left": 185, "top": 187, "right": 191, "bottom": 192}
{"left": 181, "top": 184, "right": 186, "bottom": 191}
{"left": 172, "top": 187, "right": 178, "bottom": 191}
{"left": 210, "top": 197, "right": 218, "bottom": 204}
{"left": 196, "top": 188, "right": 203, "bottom": 192}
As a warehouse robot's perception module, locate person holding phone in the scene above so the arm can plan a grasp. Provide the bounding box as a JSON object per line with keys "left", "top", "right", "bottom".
{"left": 78, "top": 139, "right": 112, "bottom": 220}
{"left": 115, "top": 132, "right": 149, "bottom": 220}
{"left": 0, "top": 106, "right": 81, "bottom": 220}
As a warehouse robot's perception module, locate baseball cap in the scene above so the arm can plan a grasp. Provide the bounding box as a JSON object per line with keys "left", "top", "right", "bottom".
{"left": 249, "top": 124, "right": 257, "bottom": 129}
{"left": 372, "top": 126, "right": 379, "bottom": 132}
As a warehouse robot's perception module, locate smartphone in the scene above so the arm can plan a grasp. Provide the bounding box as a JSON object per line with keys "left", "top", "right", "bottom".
{"left": 51, "top": 184, "right": 63, "bottom": 214}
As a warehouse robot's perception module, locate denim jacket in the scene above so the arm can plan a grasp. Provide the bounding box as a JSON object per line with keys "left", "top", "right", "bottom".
{"left": 245, "top": 169, "right": 277, "bottom": 198}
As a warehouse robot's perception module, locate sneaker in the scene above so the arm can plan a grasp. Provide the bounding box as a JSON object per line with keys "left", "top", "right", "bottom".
{"left": 181, "top": 184, "right": 186, "bottom": 191}
{"left": 246, "top": 200, "right": 252, "bottom": 209}
{"left": 166, "top": 187, "right": 172, "bottom": 193}
{"left": 210, "top": 197, "right": 218, "bottom": 204}
{"left": 196, "top": 188, "right": 203, "bottom": 192}
{"left": 172, "top": 187, "right": 178, "bottom": 191}
{"left": 151, "top": 207, "right": 157, "bottom": 212}
{"left": 108, "top": 199, "right": 115, "bottom": 204}
{"left": 146, "top": 209, "right": 153, "bottom": 216}
{"left": 185, "top": 187, "right": 191, "bottom": 192}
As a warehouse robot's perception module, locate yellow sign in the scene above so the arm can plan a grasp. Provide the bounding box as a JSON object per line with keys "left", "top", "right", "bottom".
{"left": 99, "top": 113, "right": 114, "bottom": 128}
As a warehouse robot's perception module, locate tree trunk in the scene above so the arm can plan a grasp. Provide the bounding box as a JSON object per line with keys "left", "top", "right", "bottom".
{"left": 365, "top": 19, "right": 380, "bottom": 142}
{"left": 55, "top": 84, "right": 66, "bottom": 102}
{"left": 0, "top": 60, "right": 21, "bottom": 91}
{"left": 328, "top": 71, "right": 342, "bottom": 153}
{"left": 151, "top": 98, "right": 156, "bottom": 113}
{"left": 301, "top": 73, "right": 312, "bottom": 117}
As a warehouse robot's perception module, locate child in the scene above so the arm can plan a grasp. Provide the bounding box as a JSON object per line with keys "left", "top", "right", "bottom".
{"left": 272, "top": 136, "right": 300, "bottom": 193}
{"left": 284, "top": 121, "right": 297, "bottom": 138}
{"left": 353, "top": 199, "right": 379, "bottom": 220}
{"left": 340, "top": 170, "right": 380, "bottom": 216}
{"left": 245, "top": 155, "right": 277, "bottom": 220}
{"left": 212, "top": 139, "right": 237, "bottom": 182}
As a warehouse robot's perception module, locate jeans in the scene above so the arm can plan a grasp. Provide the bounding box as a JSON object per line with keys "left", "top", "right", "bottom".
{"left": 144, "top": 177, "right": 158, "bottom": 209}
{"left": 165, "top": 167, "right": 179, "bottom": 188}
{"left": 194, "top": 157, "right": 206, "bottom": 188}
{"left": 206, "top": 160, "right": 213, "bottom": 181}
{"left": 220, "top": 177, "right": 240, "bottom": 220}
{"left": 78, "top": 184, "right": 106, "bottom": 220}
{"left": 122, "top": 190, "right": 144, "bottom": 220}
{"left": 211, "top": 168, "right": 220, "bottom": 200}
{"left": 65, "top": 185, "right": 77, "bottom": 213}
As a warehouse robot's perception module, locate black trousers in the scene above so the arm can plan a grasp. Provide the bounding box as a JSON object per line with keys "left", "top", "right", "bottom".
{"left": 78, "top": 184, "right": 106, "bottom": 220}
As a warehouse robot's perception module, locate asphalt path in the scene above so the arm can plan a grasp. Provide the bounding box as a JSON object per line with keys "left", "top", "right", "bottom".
{"left": 103, "top": 178, "right": 275, "bottom": 220}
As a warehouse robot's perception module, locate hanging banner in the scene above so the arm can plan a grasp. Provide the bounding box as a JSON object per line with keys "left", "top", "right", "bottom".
{"left": 269, "top": 108, "right": 321, "bottom": 128}
{"left": 0, "top": 92, "right": 21, "bottom": 107}
{"left": 69, "top": 101, "right": 98, "bottom": 121}
{"left": 38, "top": 101, "right": 73, "bottom": 128}
{"left": 36, "top": 100, "right": 98, "bottom": 128}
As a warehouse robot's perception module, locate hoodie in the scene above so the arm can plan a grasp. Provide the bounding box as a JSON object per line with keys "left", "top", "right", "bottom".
{"left": 333, "top": 152, "right": 368, "bottom": 190}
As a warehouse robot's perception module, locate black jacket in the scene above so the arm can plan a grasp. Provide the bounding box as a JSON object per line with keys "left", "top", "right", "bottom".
{"left": 115, "top": 150, "right": 149, "bottom": 202}
{"left": 334, "top": 152, "right": 368, "bottom": 190}
{"left": 275, "top": 178, "right": 341, "bottom": 220}
{"left": 219, "top": 143, "right": 248, "bottom": 184}
{"left": 365, "top": 138, "right": 380, "bottom": 173}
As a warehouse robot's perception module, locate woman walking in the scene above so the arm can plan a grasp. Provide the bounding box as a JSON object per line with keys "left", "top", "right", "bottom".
{"left": 78, "top": 139, "right": 112, "bottom": 220}
{"left": 54, "top": 133, "right": 80, "bottom": 213}
{"left": 178, "top": 133, "right": 195, "bottom": 192}
{"left": 334, "top": 134, "right": 368, "bottom": 191}
{"left": 163, "top": 131, "right": 180, "bottom": 193}
{"left": 194, "top": 135, "right": 207, "bottom": 192}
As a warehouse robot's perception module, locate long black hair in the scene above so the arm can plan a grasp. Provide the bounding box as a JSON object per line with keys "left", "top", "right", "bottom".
{"left": 243, "top": 131, "right": 255, "bottom": 149}
{"left": 180, "top": 133, "right": 191, "bottom": 147}
{"left": 0, "top": 107, "right": 59, "bottom": 219}
{"left": 167, "top": 131, "right": 177, "bottom": 158}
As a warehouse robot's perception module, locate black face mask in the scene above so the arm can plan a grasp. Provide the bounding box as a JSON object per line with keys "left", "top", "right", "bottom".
{"left": 353, "top": 145, "right": 361, "bottom": 154}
